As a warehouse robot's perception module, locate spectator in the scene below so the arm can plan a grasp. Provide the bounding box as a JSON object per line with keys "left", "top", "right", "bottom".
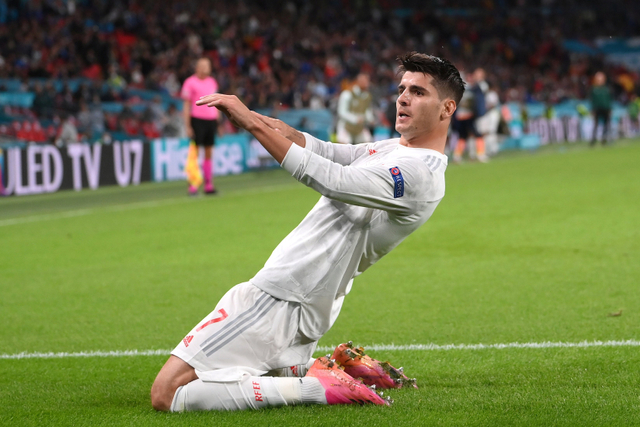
{"left": 148, "top": 96, "right": 166, "bottom": 130}
{"left": 77, "top": 102, "right": 93, "bottom": 138}
{"left": 90, "top": 95, "right": 106, "bottom": 138}
{"left": 55, "top": 113, "right": 79, "bottom": 146}
{"left": 162, "top": 104, "right": 184, "bottom": 138}
{"left": 31, "top": 83, "right": 55, "bottom": 119}
{"left": 107, "top": 64, "right": 127, "bottom": 92}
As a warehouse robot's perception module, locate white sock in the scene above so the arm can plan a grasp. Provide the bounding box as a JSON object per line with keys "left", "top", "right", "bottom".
{"left": 266, "top": 358, "right": 316, "bottom": 377}
{"left": 265, "top": 358, "right": 316, "bottom": 378}
{"left": 300, "top": 377, "right": 327, "bottom": 405}
{"left": 170, "top": 375, "right": 326, "bottom": 412}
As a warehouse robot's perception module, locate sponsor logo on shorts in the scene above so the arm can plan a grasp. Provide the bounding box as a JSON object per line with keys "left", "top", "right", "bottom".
{"left": 389, "top": 166, "right": 405, "bottom": 198}
{"left": 182, "top": 335, "right": 194, "bottom": 347}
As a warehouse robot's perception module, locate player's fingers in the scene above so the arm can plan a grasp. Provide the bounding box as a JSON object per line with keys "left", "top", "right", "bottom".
{"left": 195, "top": 93, "right": 228, "bottom": 106}
{"left": 195, "top": 95, "right": 214, "bottom": 106}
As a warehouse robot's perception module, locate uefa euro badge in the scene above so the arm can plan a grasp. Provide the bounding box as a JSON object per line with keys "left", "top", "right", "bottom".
{"left": 389, "top": 166, "right": 404, "bottom": 198}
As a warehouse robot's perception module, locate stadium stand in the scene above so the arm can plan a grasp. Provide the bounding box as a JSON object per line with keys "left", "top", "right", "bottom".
{"left": 0, "top": 0, "right": 638, "bottom": 145}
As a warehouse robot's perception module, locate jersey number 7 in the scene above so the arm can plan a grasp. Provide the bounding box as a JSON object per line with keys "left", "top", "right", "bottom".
{"left": 196, "top": 308, "right": 229, "bottom": 332}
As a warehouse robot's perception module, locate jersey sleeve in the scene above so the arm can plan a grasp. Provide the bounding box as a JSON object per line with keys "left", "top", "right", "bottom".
{"left": 281, "top": 143, "right": 433, "bottom": 216}
{"left": 303, "top": 132, "right": 370, "bottom": 166}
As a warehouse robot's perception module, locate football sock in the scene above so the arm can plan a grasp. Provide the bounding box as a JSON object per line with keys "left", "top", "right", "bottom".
{"left": 203, "top": 159, "right": 213, "bottom": 187}
{"left": 299, "top": 377, "right": 327, "bottom": 404}
{"left": 266, "top": 358, "right": 315, "bottom": 377}
{"left": 476, "top": 137, "right": 486, "bottom": 157}
{"left": 454, "top": 139, "right": 466, "bottom": 157}
{"left": 170, "top": 376, "right": 325, "bottom": 412}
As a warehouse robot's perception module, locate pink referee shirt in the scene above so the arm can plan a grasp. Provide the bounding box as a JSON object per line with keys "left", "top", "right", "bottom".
{"left": 181, "top": 75, "right": 219, "bottom": 120}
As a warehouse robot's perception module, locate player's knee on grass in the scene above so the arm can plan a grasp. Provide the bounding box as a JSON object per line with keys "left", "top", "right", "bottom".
{"left": 150, "top": 381, "right": 172, "bottom": 412}
{"left": 151, "top": 356, "right": 198, "bottom": 411}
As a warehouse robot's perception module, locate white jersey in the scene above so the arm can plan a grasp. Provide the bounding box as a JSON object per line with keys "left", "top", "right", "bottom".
{"left": 250, "top": 133, "right": 447, "bottom": 340}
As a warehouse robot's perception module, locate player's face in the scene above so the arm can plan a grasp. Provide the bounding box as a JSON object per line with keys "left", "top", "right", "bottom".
{"left": 395, "top": 72, "right": 447, "bottom": 139}
{"left": 357, "top": 74, "right": 370, "bottom": 91}
{"left": 196, "top": 59, "right": 211, "bottom": 78}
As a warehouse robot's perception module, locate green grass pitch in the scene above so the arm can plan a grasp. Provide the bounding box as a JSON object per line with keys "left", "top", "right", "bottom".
{"left": 1, "top": 139, "right": 639, "bottom": 426}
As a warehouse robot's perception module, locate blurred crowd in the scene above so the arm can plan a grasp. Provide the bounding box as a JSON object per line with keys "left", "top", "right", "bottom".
{"left": 0, "top": 0, "right": 639, "bottom": 142}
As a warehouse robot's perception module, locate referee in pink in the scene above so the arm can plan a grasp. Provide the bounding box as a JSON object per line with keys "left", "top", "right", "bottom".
{"left": 181, "top": 57, "right": 219, "bottom": 195}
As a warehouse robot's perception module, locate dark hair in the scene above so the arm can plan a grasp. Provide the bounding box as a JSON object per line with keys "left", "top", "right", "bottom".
{"left": 397, "top": 52, "right": 465, "bottom": 104}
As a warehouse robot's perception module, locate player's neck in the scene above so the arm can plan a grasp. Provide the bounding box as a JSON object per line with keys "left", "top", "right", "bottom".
{"left": 399, "top": 130, "right": 447, "bottom": 154}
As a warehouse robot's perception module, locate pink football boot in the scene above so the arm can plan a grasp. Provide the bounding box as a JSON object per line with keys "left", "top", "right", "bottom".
{"left": 332, "top": 342, "right": 418, "bottom": 389}
{"left": 306, "top": 356, "right": 391, "bottom": 406}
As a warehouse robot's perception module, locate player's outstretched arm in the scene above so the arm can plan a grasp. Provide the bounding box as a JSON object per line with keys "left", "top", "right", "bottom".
{"left": 251, "top": 112, "right": 306, "bottom": 148}
{"left": 196, "top": 94, "right": 294, "bottom": 163}
{"left": 253, "top": 111, "right": 370, "bottom": 166}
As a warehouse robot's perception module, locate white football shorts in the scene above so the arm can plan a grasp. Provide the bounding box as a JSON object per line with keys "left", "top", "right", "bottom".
{"left": 171, "top": 282, "right": 318, "bottom": 374}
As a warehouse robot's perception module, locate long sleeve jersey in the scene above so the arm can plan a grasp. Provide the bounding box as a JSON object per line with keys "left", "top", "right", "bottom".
{"left": 250, "top": 133, "right": 447, "bottom": 340}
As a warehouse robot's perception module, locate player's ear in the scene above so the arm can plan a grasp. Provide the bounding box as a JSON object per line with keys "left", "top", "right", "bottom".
{"left": 441, "top": 99, "right": 456, "bottom": 120}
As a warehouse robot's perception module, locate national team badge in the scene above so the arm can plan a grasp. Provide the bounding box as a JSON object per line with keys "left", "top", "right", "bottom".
{"left": 389, "top": 166, "right": 404, "bottom": 198}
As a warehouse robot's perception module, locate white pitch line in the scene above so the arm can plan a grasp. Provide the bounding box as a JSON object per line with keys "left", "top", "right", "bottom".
{"left": 317, "top": 339, "right": 640, "bottom": 353}
{"left": 0, "top": 349, "right": 171, "bottom": 360}
{"left": 2, "top": 340, "right": 639, "bottom": 360}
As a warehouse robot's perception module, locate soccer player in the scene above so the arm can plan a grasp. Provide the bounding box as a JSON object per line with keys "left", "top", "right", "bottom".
{"left": 452, "top": 68, "right": 488, "bottom": 163}
{"left": 151, "top": 52, "right": 464, "bottom": 412}
{"left": 181, "top": 57, "right": 219, "bottom": 195}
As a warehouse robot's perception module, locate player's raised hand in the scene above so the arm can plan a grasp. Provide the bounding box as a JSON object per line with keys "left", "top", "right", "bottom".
{"left": 252, "top": 112, "right": 306, "bottom": 147}
{"left": 196, "top": 94, "right": 255, "bottom": 130}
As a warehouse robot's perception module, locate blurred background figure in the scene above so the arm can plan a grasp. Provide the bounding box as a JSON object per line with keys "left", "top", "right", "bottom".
{"left": 55, "top": 113, "right": 79, "bottom": 146}
{"left": 76, "top": 101, "right": 92, "bottom": 140}
{"left": 31, "top": 82, "right": 55, "bottom": 120}
{"left": 453, "top": 69, "right": 488, "bottom": 163}
{"left": 476, "top": 78, "right": 502, "bottom": 157}
{"left": 336, "top": 73, "right": 375, "bottom": 144}
{"left": 628, "top": 92, "right": 640, "bottom": 133}
{"left": 384, "top": 92, "right": 399, "bottom": 139}
{"left": 590, "top": 71, "right": 613, "bottom": 146}
{"left": 162, "top": 104, "right": 184, "bottom": 138}
{"left": 181, "top": 57, "right": 219, "bottom": 195}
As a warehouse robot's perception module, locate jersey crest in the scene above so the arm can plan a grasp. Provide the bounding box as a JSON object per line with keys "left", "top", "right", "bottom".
{"left": 389, "top": 166, "right": 405, "bottom": 198}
